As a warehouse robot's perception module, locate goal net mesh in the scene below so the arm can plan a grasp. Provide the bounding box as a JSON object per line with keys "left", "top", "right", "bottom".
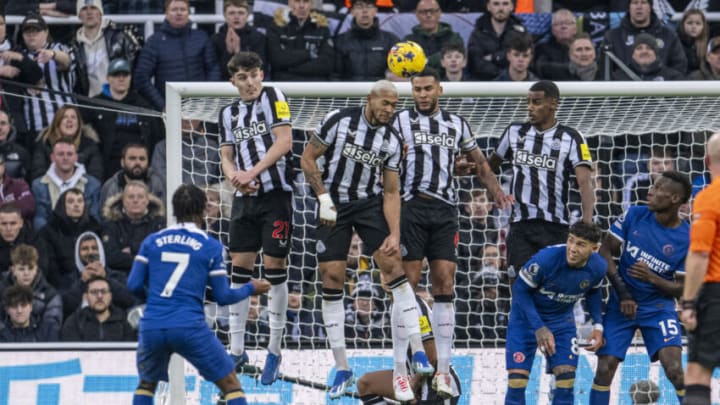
{"left": 175, "top": 87, "right": 720, "bottom": 404}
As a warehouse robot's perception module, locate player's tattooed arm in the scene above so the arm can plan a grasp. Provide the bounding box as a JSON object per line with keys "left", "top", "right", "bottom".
{"left": 300, "top": 135, "right": 329, "bottom": 196}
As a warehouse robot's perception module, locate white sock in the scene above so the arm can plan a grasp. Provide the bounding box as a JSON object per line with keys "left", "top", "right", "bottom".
{"left": 267, "top": 282, "right": 288, "bottom": 355}
{"left": 391, "top": 282, "right": 423, "bottom": 354}
{"left": 323, "top": 299, "right": 349, "bottom": 370}
{"left": 432, "top": 301, "right": 454, "bottom": 373}
{"left": 391, "top": 297, "right": 409, "bottom": 376}
{"left": 229, "top": 282, "right": 249, "bottom": 356}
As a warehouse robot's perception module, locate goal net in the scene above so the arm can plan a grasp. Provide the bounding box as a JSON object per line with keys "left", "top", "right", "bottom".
{"left": 166, "top": 81, "right": 720, "bottom": 404}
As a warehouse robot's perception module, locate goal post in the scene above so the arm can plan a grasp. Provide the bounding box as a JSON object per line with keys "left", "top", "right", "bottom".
{"left": 164, "top": 80, "right": 720, "bottom": 403}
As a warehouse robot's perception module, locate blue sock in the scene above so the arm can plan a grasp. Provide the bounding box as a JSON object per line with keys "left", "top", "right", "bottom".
{"left": 552, "top": 372, "right": 575, "bottom": 405}
{"left": 552, "top": 387, "right": 573, "bottom": 405}
{"left": 132, "top": 389, "right": 153, "bottom": 405}
{"left": 589, "top": 384, "right": 610, "bottom": 405}
{"left": 505, "top": 373, "right": 528, "bottom": 405}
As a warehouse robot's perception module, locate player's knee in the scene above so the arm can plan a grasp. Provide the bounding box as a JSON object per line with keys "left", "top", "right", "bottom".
{"left": 507, "top": 373, "right": 529, "bottom": 389}
{"left": 555, "top": 371, "right": 576, "bottom": 389}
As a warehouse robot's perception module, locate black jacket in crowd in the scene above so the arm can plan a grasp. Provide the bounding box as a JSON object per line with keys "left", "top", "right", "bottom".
{"left": 100, "top": 192, "right": 165, "bottom": 273}
{"left": 534, "top": 37, "right": 569, "bottom": 77}
{"left": 61, "top": 305, "right": 135, "bottom": 342}
{"left": 467, "top": 13, "right": 528, "bottom": 80}
{"left": 70, "top": 21, "right": 141, "bottom": 96}
{"left": 83, "top": 87, "right": 163, "bottom": 179}
{"left": 601, "top": 12, "right": 688, "bottom": 75}
{"left": 211, "top": 23, "right": 268, "bottom": 81}
{"left": 0, "top": 313, "right": 59, "bottom": 342}
{"left": 38, "top": 195, "right": 102, "bottom": 292}
{"left": 404, "top": 22, "right": 464, "bottom": 71}
{"left": 267, "top": 11, "right": 335, "bottom": 81}
{"left": 0, "top": 271, "right": 63, "bottom": 335}
{"left": 612, "top": 60, "right": 684, "bottom": 81}
{"left": 335, "top": 17, "right": 399, "bottom": 81}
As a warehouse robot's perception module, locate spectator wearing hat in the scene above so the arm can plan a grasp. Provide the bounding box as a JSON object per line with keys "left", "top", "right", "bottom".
{"left": 134, "top": 0, "right": 221, "bottom": 111}
{"left": 14, "top": 14, "right": 75, "bottom": 135}
{"left": 601, "top": 0, "right": 687, "bottom": 75}
{"left": 0, "top": 111, "right": 32, "bottom": 182}
{"left": 84, "top": 59, "right": 163, "bottom": 179}
{"left": 210, "top": 0, "right": 267, "bottom": 82}
{"left": 688, "top": 36, "right": 720, "bottom": 80}
{"left": 344, "top": 272, "right": 389, "bottom": 346}
{"left": 0, "top": 14, "right": 44, "bottom": 145}
{"left": 71, "top": 0, "right": 141, "bottom": 97}
{"left": 612, "top": 33, "right": 683, "bottom": 80}
{"left": 334, "top": 0, "right": 399, "bottom": 81}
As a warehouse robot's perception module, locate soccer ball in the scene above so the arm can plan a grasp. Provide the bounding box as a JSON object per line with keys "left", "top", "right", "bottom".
{"left": 387, "top": 41, "right": 427, "bottom": 78}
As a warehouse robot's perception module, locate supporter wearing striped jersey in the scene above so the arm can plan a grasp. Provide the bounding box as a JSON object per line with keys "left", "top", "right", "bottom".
{"left": 127, "top": 184, "right": 270, "bottom": 405}
{"left": 681, "top": 132, "right": 720, "bottom": 405}
{"left": 218, "top": 51, "right": 293, "bottom": 385}
{"left": 590, "top": 171, "right": 691, "bottom": 405}
{"left": 393, "top": 67, "right": 513, "bottom": 398}
{"left": 505, "top": 222, "right": 606, "bottom": 405}
{"left": 15, "top": 14, "right": 75, "bottom": 134}
{"left": 357, "top": 291, "right": 462, "bottom": 405}
{"left": 301, "top": 80, "right": 431, "bottom": 402}
{"left": 488, "top": 80, "right": 595, "bottom": 279}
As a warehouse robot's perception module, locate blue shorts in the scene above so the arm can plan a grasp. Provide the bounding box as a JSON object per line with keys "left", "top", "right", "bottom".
{"left": 505, "top": 312, "right": 579, "bottom": 372}
{"left": 597, "top": 299, "right": 682, "bottom": 362}
{"left": 136, "top": 326, "right": 234, "bottom": 383}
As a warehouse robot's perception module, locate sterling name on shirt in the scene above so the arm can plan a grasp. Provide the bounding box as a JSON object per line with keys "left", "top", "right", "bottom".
{"left": 155, "top": 234, "right": 203, "bottom": 251}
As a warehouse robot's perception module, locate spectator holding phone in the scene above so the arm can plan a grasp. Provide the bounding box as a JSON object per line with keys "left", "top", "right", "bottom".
{"left": 60, "top": 231, "right": 136, "bottom": 318}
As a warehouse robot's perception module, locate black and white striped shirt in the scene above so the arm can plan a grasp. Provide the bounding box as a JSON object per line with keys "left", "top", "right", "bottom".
{"left": 494, "top": 122, "right": 592, "bottom": 225}
{"left": 219, "top": 86, "right": 293, "bottom": 197}
{"left": 20, "top": 42, "right": 76, "bottom": 132}
{"left": 313, "top": 106, "right": 402, "bottom": 204}
{"left": 394, "top": 108, "right": 477, "bottom": 205}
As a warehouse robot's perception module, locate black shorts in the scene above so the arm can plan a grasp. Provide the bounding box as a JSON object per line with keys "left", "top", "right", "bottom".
{"left": 687, "top": 283, "right": 720, "bottom": 370}
{"left": 228, "top": 190, "right": 292, "bottom": 258}
{"left": 315, "top": 196, "right": 390, "bottom": 262}
{"left": 401, "top": 196, "right": 458, "bottom": 262}
{"left": 506, "top": 219, "right": 568, "bottom": 276}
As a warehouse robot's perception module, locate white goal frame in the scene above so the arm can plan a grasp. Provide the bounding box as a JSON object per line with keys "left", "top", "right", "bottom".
{"left": 163, "top": 80, "right": 720, "bottom": 404}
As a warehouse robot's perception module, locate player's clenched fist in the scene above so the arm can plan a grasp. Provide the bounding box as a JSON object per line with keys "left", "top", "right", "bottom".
{"left": 317, "top": 193, "right": 337, "bottom": 226}
{"left": 250, "top": 279, "right": 271, "bottom": 295}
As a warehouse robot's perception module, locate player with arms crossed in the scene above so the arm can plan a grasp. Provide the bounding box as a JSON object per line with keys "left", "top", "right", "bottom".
{"left": 590, "top": 170, "right": 691, "bottom": 405}
{"left": 300, "top": 80, "right": 431, "bottom": 402}
{"left": 505, "top": 222, "right": 606, "bottom": 405}
{"left": 219, "top": 51, "right": 293, "bottom": 384}
{"left": 127, "top": 184, "right": 270, "bottom": 405}
{"left": 393, "top": 66, "right": 513, "bottom": 397}
{"left": 681, "top": 132, "right": 720, "bottom": 405}
{"left": 489, "top": 80, "right": 595, "bottom": 280}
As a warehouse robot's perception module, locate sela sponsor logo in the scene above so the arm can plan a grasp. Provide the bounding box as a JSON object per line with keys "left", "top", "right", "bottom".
{"left": 232, "top": 121, "right": 268, "bottom": 141}
{"left": 343, "top": 143, "right": 384, "bottom": 167}
{"left": 514, "top": 150, "right": 557, "bottom": 170}
{"left": 413, "top": 131, "right": 456, "bottom": 148}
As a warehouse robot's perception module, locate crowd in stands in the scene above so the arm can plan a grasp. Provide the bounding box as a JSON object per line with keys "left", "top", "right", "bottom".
{"left": 0, "top": 0, "right": 712, "bottom": 345}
